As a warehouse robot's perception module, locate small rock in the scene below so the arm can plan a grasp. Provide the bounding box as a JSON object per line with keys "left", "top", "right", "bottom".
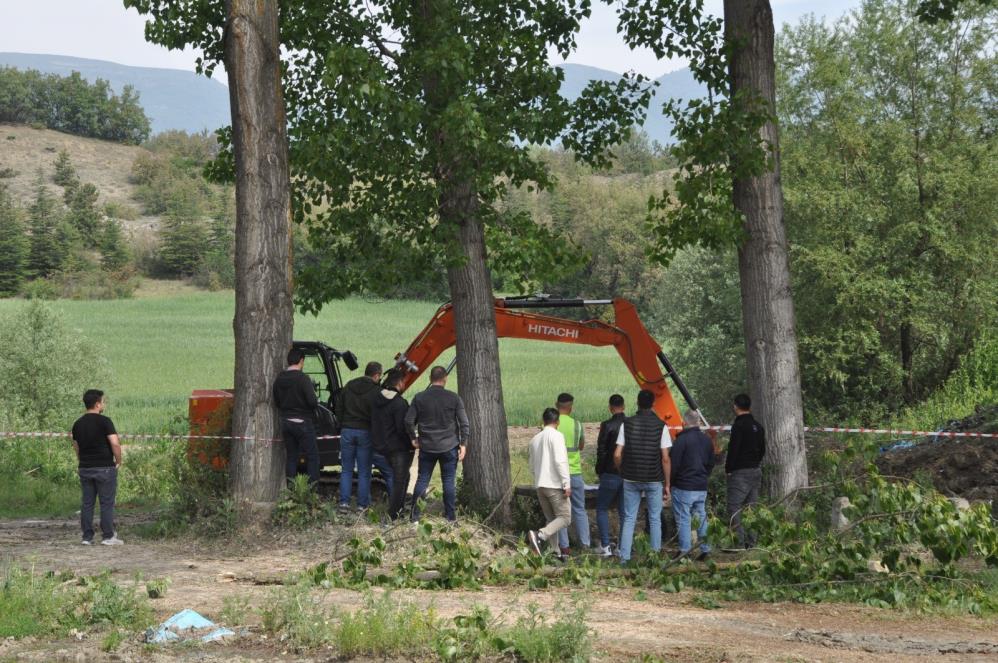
{"left": 830, "top": 496, "right": 851, "bottom": 531}
{"left": 947, "top": 497, "right": 971, "bottom": 512}
{"left": 867, "top": 559, "right": 889, "bottom": 574}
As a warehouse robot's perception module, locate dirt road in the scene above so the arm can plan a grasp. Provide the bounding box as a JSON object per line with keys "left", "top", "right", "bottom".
{"left": 3, "top": 516, "right": 998, "bottom": 662}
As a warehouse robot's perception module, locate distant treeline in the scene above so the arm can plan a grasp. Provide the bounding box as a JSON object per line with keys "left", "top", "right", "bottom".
{"left": 0, "top": 68, "right": 150, "bottom": 144}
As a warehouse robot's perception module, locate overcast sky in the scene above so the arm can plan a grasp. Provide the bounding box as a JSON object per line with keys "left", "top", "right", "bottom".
{"left": 1, "top": 0, "right": 861, "bottom": 80}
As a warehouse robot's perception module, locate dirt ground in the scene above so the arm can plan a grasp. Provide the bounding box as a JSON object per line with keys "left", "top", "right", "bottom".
{"left": 3, "top": 515, "right": 998, "bottom": 663}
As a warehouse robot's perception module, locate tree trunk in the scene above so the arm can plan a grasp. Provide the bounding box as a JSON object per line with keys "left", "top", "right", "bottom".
{"left": 224, "top": 0, "right": 294, "bottom": 516}
{"left": 724, "top": 0, "right": 808, "bottom": 498}
{"left": 443, "top": 190, "right": 513, "bottom": 525}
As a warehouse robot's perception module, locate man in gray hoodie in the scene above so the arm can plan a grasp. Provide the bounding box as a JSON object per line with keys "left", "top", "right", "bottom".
{"left": 405, "top": 366, "right": 470, "bottom": 522}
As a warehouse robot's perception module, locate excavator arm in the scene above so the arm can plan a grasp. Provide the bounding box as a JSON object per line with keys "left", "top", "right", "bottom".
{"left": 392, "top": 297, "right": 699, "bottom": 427}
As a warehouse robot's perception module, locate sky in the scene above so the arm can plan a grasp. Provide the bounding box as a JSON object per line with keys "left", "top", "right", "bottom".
{"left": 0, "top": 0, "right": 862, "bottom": 80}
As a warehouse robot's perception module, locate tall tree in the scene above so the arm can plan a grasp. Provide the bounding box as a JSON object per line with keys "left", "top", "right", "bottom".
{"left": 618, "top": 0, "right": 807, "bottom": 496}
{"left": 26, "top": 177, "right": 67, "bottom": 278}
{"left": 724, "top": 0, "right": 807, "bottom": 497}
{"left": 0, "top": 185, "right": 28, "bottom": 296}
{"left": 126, "top": 0, "right": 294, "bottom": 513}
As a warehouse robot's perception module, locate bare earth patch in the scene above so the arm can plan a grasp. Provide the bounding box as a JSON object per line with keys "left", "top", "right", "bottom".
{"left": 3, "top": 514, "right": 997, "bottom": 662}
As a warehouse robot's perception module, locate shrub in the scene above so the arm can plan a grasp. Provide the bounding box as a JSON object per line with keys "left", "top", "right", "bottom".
{"left": 273, "top": 475, "right": 332, "bottom": 529}
{"left": 0, "top": 565, "right": 79, "bottom": 637}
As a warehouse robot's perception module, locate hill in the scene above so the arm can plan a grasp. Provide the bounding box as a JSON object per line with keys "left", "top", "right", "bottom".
{"left": 0, "top": 53, "right": 230, "bottom": 135}
{"left": 0, "top": 53, "right": 704, "bottom": 144}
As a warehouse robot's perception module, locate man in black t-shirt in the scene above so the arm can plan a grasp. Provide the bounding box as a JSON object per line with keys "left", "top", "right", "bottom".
{"left": 725, "top": 393, "right": 766, "bottom": 548}
{"left": 71, "top": 389, "right": 123, "bottom": 545}
{"left": 272, "top": 347, "right": 320, "bottom": 487}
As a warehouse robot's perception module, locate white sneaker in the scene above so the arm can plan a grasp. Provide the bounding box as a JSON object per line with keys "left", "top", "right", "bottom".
{"left": 81, "top": 539, "right": 93, "bottom": 546}
{"left": 596, "top": 545, "right": 613, "bottom": 557}
{"left": 101, "top": 535, "right": 124, "bottom": 546}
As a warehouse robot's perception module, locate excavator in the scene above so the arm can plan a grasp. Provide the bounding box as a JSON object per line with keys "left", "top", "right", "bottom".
{"left": 188, "top": 296, "right": 700, "bottom": 476}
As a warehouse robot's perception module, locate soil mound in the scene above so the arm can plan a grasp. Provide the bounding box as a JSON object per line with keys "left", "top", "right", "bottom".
{"left": 876, "top": 405, "right": 998, "bottom": 504}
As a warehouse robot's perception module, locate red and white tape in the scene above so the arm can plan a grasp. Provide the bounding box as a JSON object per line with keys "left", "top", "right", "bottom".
{"left": 1, "top": 428, "right": 996, "bottom": 441}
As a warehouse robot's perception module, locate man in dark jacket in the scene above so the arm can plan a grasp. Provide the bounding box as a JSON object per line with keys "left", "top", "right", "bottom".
{"left": 273, "top": 348, "right": 320, "bottom": 487}
{"left": 335, "top": 361, "right": 382, "bottom": 511}
{"left": 726, "top": 393, "right": 766, "bottom": 547}
{"left": 405, "top": 366, "right": 470, "bottom": 522}
{"left": 613, "top": 389, "right": 671, "bottom": 563}
{"left": 670, "top": 409, "right": 716, "bottom": 560}
{"left": 594, "top": 393, "right": 625, "bottom": 556}
{"left": 370, "top": 369, "right": 414, "bottom": 520}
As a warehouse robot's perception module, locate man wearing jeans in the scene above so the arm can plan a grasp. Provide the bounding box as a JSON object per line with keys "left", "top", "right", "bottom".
{"left": 613, "top": 390, "right": 671, "bottom": 563}
{"left": 555, "top": 393, "right": 590, "bottom": 556}
{"left": 726, "top": 393, "right": 766, "bottom": 548}
{"left": 594, "top": 394, "right": 626, "bottom": 556}
{"left": 335, "top": 361, "right": 383, "bottom": 511}
{"left": 405, "top": 366, "right": 469, "bottom": 522}
{"left": 71, "top": 389, "right": 123, "bottom": 546}
{"left": 273, "top": 348, "right": 320, "bottom": 487}
{"left": 670, "top": 409, "right": 716, "bottom": 560}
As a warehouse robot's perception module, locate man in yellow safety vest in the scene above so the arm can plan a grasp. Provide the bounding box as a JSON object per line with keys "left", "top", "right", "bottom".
{"left": 555, "top": 393, "right": 591, "bottom": 556}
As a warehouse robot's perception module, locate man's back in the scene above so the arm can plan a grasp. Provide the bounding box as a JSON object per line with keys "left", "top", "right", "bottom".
{"left": 670, "top": 427, "right": 715, "bottom": 491}
{"left": 272, "top": 369, "right": 318, "bottom": 420}
{"left": 338, "top": 376, "right": 379, "bottom": 429}
{"left": 726, "top": 413, "right": 766, "bottom": 472}
{"left": 71, "top": 413, "right": 116, "bottom": 468}
{"left": 404, "top": 385, "right": 469, "bottom": 453}
{"left": 620, "top": 410, "right": 666, "bottom": 483}
{"left": 596, "top": 412, "right": 625, "bottom": 475}
{"left": 529, "top": 427, "right": 570, "bottom": 490}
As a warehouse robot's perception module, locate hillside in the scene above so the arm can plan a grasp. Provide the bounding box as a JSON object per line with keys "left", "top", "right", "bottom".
{"left": 0, "top": 53, "right": 704, "bottom": 144}
{"left": 0, "top": 53, "right": 230, "bottom": 135}
{"left": 0, "top": 122, "right": 156, "bottom": 231}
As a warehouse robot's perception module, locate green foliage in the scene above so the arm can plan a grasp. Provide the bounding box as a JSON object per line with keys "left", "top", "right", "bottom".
{"left": 157, "top": 215, "right": 208, "bottom": 277}
{"left": 100, "top": 219, "right": 130, "bottom": 272}
{"left": 219, "top": 595, "right": 251, "bottom": 626}
{"left": 52, "top": 149, "right": 77, "bottom": 187}
{"left": 26, "top": 177, "right": 71, "bottom": 279}
{"left": 0, "top": 184, "right": 28, "bottom": 296}
{"left": 0, "top": 301, "right": 110, "bottom": 429}
{"left": 0, "top": 566, "right": 80, "bottom": 637}
{"left": 273, "top": 475, "right": 332, "bottom": 530}
{"left": 333, "top": 592, "right": 439, "bottom": 658}
{"left": 79, "top": 571, "right": 153, "bottom": 629}
{"left": 778, "top": 0, "right": 998, "bottom": 420}
{"left": 0, "top": 67, "right": 150, "bottom": 143}
{"left": 64, "top": 180, "right": 103, "bottom": 246}
{"left": 145, "top": 577, "right": 170, "bottom": 599}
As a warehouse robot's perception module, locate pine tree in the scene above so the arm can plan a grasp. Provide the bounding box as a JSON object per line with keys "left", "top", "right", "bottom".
{"left": 0, "top": 185, "right": 29, "bottom": 296}
{"left": 65, "top": 181, "right": 103, "bottom": 246}
{"left": 100, "top": 218, "right": 130, "bottom": 271}
{"left": 52, "top": 149, "right": 77, "bottom": 187}
{"left": 159, "top": 215, "right": 208, "bottom": 277}
{"left": 26, "top": 178, "right": 64, "bottom": 279}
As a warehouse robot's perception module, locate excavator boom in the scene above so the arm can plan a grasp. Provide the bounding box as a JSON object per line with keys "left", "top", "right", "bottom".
{"left": 393, "top": 297, "right": 698, "bottom": 427}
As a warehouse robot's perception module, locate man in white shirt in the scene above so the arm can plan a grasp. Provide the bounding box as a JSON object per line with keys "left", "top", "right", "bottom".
{"left": 526, "top": 408, "right": 572, "bottom": 556}
{"left": 613, "top": 389, "right": 672, "bottom": 563}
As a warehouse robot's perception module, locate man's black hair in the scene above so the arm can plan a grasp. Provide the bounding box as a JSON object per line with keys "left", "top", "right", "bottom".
{"left": 429, "top": 366, "right": 448, "bottom": 382}
{"left": 637, "top": 389, "right": 655, "bottom": 410}
{"left": 556, "top": 392, "right": 574, "bottom": 405}
{"left": 733, "top": 393, "right": 751, "bottom": 410}
{"left": 287, "top": 348, "right": 305, "bottom": 366}
{"left": 365, "top": 361, "right": 383, "bottom": 377}
{"left": 384, "top": 368, "right": 406, "bottom": 388}
{"left": 83, "top": 389, "right": 104, "bottom": 410}
{"left": 543, "top": 407, "right": 560, "bottom": 425}
{"left": 608, "top": 394, "right": 624, "bottom": 408}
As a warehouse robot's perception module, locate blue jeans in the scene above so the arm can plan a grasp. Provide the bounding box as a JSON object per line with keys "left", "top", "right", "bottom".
{"left": 339, "top": 428, "right": 372, "bottom": 507}
{"left": 595, "top": 473, "right": 623, "bottom": 548}
{"left": 411, "top": 446, "right": 459, "bottom": 521}
{"left": 672, "top": 488, "right": 710, "bottom": 554}
{"left": 558, "top": 474, "right": 591, "bottom": 549}
{"left": 79, "top": 466, "right": 117, "bottom": 542}
{"left": 372, "top": 452, "right": 393, "bottom": 488}
{"left": 618, "top": 480, "right": 663, "bottom": 562}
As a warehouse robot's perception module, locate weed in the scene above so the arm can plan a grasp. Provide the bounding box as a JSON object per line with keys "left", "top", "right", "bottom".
{"left": 504, "top": 601, "right": 592, "bottom": 663}
{"left": 260, "top": 582, "right": 335, "bottom": 651}
{"left": 333, "top": 592, "right": 438, "bottom": 657}
{"left": 100, "top": 629, "right": 126, "bottom": 652}
{"left": 0, "top": 565, "right": 79, "bottom": 637}
{"left": 273, "top": 475, "right": 331, "bottom": 529}
{"left": 145, "top": 577, "right": 170, "bottom": 599}
{"left": 79, "top": 571, "right": 153, "bottom": 629}
{"left": 219, "top": 595, "right": 251, "bottom": 626}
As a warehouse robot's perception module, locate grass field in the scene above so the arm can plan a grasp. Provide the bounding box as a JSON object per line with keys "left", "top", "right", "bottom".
{"left": 0, "top": 288, "right": 652, "bottom": 434}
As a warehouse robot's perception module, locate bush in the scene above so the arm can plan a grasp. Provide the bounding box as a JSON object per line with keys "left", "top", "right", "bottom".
{"left": 273, "top": 475, "right": 332, "bottom": 529}
{"left": 0, "top": 565, "right": 79, "bottom": 638}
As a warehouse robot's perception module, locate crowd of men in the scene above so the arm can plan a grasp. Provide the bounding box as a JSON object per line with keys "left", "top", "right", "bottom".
{"left": 67, "top": 348, "right": 764, "bottom": 557}
{"left": 528, "top": 389, "right": 766, "bottom": 562}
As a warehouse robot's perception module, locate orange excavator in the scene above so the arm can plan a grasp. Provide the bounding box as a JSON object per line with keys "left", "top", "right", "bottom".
{"left": 188, "top": 296, "right": 699, "bottom": 472}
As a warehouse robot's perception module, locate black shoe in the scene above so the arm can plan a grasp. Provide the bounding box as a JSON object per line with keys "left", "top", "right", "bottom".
{"left": 696, "top": 551, "right": 711, "bottom": 562}
{"left": 527, "top": 530, "right": 543, "bottom": 556}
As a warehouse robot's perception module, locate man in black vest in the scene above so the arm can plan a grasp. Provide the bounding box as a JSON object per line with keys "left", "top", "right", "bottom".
{"left": 594, "top": 393, "right": 625, "bottom": 556}
{"left": 613, "top": 389, "right": 672, "bottom": 563}
{"left": 726, "top": 393, "right": 766, "bottom": 548}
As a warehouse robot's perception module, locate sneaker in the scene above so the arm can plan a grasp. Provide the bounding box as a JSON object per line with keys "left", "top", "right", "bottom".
{"left": 593, "top": 545, "right": 613, "bottom": 557}
{"left": 527, "top": 530, "right": 543, "bottom": 556}
{"left": 101, "top": 535, "right": 124, "bottom": 546}
{"left": 81, "top": 539, "right": 93, "bottom": 546}
{"left": 337, "top": 503, "right": 350, "bottom": 514}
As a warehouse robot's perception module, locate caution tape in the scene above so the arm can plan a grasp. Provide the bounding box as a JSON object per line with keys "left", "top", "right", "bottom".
{"left": 1, "top": 427, "right": 996, "bottom": 441}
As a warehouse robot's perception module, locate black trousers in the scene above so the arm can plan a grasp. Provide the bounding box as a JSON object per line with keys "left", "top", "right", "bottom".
{"left": 387, "top": 449, "right": 415, "bottom": 520}
{"left": 79, "top": 466, "right": 117, "bottom": 541}
{"left": 282, "top": 418, "right": 320, "bottom": 486}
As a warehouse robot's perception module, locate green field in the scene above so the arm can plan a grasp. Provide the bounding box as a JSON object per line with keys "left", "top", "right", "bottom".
{"left": 0, "top": 290, "right": 655, "bottom": 433}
